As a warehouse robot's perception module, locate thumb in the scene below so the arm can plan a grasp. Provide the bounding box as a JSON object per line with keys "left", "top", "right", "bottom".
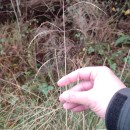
{"left": 59, "top": 90, "right": 93, "bottom": 107}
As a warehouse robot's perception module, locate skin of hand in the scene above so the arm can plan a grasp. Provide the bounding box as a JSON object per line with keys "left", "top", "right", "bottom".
{"left": 57, "top": 66, "right": 126, "bottom": 118}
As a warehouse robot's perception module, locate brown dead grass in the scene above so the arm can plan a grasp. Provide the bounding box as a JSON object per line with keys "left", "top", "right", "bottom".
{"left": 28, "top": 0, "right": 120, "bottom": 73}
{"left": 0, "top": 0, "right": 130, "bottom": 86}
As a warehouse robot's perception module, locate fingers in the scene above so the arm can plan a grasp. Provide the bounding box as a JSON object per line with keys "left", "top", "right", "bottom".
{"left": 63, "top": 103, "right": 88, "bottom": 112}
{"left": 57, "top": 67, "right": 98, "bottom": 87}
{"left": 63, "top": 103, "right": 80, "bottom": 109}
{"left": 59, "top": 90, "right": 93, "bottom": 106}
{"left": 71, "top": 105, "right": 88, "bottom": 112}
{"left": 69, "top": 81, "right": 93, "bottom": 91}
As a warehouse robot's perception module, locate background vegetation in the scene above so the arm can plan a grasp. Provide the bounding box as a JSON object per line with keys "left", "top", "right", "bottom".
{"left": 0, "top": 0, "right": 130, "bottom": 129}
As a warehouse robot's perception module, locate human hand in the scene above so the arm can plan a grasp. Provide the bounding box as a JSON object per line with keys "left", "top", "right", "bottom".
{"left": 57, "top": 66, "right": 126, "bottom": 118}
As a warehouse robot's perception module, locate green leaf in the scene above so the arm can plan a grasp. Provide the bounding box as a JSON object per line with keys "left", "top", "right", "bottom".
{"left": 128, "top": 58, "right": 130, "bottom": 65}
{"left": 87, "top": 47, "right": 95, "bottom": 54}
{"left": 75, "top": 33, "right": 81, "bottom": 38}
{"left": 38, "top": 83, "right": 54, "bottom": 95}
{"left": 47, "top": 86, "right": 54, "bottom": 91}
{"left": 123, "top": 56, "right": 130, "bottom": 64}
{"left": 115, "top": 35, "right": 130, "bottom": 45}
{"left": 0, "top": 38, "right": 5, "bottom": 43}
{"left": 110, "top": 63, "right": 116, "bottom": 71}
{"left": 98, "top": 49, "right": 104, "bottom": 55}
{"left": 41, "top": 83, "right": 48, "bottom": 87}
{"left": 22, "top": 85, "right": 29, "bottom": 94}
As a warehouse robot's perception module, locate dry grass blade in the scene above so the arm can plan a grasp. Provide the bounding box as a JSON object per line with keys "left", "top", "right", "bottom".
{"left": 33, "top": 57, "right": 57, "bottom": 80}
{"left": 120, "top": 49, "right": 130, "bottom": 80}
{"left": 10, "top": 0, "right": 21, "bottom": 33}
{"left": 28, "top": 30, "right": 61, "bottom": 48}
{"left": 67, "top": 1, "right": 107, "bottom": 15}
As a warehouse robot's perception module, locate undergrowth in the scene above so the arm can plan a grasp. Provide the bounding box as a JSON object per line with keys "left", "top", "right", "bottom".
{"left": 0, "top": 0, "right": 130, "bottom": 129}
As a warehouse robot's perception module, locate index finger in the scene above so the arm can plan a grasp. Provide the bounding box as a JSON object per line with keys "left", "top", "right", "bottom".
{"left": 57, "top": 67, "right": 98, "bottom": 87}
